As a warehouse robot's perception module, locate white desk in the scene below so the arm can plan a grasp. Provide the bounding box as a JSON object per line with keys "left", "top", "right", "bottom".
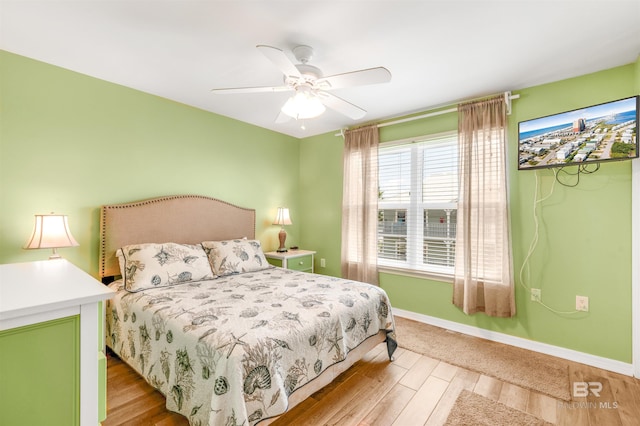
{"left": 0, "top": 259, "right": 115, "bottom": 426}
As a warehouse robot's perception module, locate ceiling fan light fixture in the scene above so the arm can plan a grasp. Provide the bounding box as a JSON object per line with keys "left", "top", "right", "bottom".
{"left": 211, "top": 45, "right": 391, "bottom": 123}
{"left": 281, "top": 89, "right": 325, "bottom": 120}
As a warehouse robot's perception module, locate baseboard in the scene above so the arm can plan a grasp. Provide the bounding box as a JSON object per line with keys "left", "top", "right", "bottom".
{"left": 393, "top": 308, "right": 635, "bottom": 377}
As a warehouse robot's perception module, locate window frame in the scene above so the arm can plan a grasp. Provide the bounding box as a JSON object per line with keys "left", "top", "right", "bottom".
{"left": 377, "top": 131, "right": 458, "bottom": 282}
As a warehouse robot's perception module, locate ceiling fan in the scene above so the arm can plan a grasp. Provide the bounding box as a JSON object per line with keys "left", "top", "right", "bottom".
{"left": 211, "top": 45, "right": 392, "bottom": 122}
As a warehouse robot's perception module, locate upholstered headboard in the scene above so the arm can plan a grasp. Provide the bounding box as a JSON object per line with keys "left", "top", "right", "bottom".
{"left": 99, "top": 195, "right": 256, "bottom": 279}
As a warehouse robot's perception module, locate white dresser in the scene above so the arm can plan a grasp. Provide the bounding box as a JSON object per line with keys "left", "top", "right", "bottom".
{"left": 0, "top": 259, "right": 115, "bottom": 425}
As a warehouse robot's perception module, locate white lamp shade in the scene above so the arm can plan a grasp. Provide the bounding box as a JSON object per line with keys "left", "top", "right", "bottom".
{"left": 273, "top": 208, "right": 292, "bottom": 226}
{"left": 24, "top": 214, "right": 79, "bottom": 250}
{"left": 281, "top": 90, "right": 326, "bottom": 120}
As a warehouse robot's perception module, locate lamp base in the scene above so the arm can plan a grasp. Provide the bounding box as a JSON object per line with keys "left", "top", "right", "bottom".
{"left": 277, "top": 228, "right": 288, "bottom": 253}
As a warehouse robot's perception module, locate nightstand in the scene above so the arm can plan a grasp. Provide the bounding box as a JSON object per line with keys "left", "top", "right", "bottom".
{"left": 265, "top": 249, "right": 316, "bottom": 273}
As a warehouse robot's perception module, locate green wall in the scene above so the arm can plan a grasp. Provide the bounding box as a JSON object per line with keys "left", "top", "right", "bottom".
{"left": 300, "top": 59, "right": 640, "bottom": 363}
{"left": 0, "top": 50, "right": 300, "bottom": 276}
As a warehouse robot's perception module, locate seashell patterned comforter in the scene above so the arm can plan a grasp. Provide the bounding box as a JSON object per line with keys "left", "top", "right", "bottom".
{"left": 106, "top": 267, "right": 397, "bottom": 425}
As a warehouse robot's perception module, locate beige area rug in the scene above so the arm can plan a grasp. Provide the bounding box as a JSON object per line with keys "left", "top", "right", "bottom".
{"left": 445, "top": 390, "right": 554, "bottom": 426}
{"left": 394, "top": 316, "right": 571, "bottom": 401}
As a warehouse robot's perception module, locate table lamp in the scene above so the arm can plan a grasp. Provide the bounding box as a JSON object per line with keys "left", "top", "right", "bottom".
{"left": 24, "top": 213, "right": 79, "bottom": 259}
{"left": 273, "top": 207, "right": 292, "bottom": 252}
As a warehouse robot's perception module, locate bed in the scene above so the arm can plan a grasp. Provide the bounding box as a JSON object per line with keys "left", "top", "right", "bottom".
{"left": 100, "top": 195, "right": 397, "bottom": 425}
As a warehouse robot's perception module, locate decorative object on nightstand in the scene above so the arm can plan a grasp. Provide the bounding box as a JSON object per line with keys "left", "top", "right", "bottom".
{"left": 273, "top": 207, "right": 292, "bottom": 252}
{"left": 265, "top": 249, "right": 316, "bottom": 273}
{"left": 24, "top": 213, "right": 79, "bottom": 259}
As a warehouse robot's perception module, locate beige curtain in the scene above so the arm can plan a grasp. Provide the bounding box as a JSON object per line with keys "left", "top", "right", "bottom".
{"left": 453, "top": 96, "right": 515, "bottom": 317}
{"left": 341, "top": 124, "right": 379, "bottom": 285}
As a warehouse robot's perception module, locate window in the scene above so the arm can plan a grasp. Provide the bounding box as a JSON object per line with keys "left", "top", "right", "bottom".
{"left": 378, "top": 132, "right": 458, "bottom": 277}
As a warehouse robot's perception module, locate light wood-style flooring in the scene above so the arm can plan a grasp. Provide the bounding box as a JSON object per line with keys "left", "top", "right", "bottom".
{"left": 104, "top": 342, "right": 640, "bottom": 425}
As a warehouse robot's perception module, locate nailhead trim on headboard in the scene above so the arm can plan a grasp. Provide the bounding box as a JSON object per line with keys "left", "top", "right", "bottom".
{"left": 99, "top": 195, "right": 256, "bottom": 279}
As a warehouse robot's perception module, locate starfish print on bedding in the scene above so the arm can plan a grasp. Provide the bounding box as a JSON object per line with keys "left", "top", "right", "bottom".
{"left": 327, "top": 327, "right": 344, "bottom": 357}
{"left": 217, "top": 332, "right": 248, "bottom": 358}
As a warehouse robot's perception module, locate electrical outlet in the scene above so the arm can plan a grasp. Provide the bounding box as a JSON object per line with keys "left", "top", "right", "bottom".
{"left": 531, "top": 288, "right": 541, "bottom": 302}
{"left": 576, "top": 295, "right": 589, "bottom": 312}
{"left": 320, "top": 258, "right": 326, "bottom": 268}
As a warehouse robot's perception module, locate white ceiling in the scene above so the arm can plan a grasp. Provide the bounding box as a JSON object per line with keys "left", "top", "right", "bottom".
{"left": 2, "top": 1, "right": 639, "bottom": 138}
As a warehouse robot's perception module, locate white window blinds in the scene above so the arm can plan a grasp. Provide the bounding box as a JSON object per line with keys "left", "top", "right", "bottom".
{"left": 378, "top": 132, "right": 458, "bottom": 276}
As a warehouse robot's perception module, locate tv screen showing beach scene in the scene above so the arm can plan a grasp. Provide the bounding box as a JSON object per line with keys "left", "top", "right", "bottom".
{"left": 518, "top": 96, "right": 638, "bottom": 170}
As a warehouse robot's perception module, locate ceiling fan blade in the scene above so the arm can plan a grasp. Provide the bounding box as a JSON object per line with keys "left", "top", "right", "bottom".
{"left": 256, "top": 45, "right": 302, "bottom": 80}
{"left": 210, "top": 85, "right": 291, "bottom": 94}
{"left": 317, "top": 92, "right": 367, "bottom": 120}
{"left": 316, "top": 67, "right": 391, "bottom": 90}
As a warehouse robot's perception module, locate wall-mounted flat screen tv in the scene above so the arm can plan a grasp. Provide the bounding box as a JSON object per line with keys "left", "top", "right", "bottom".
{"left": 518, "top": 96, "right": 638, "bottom": 170}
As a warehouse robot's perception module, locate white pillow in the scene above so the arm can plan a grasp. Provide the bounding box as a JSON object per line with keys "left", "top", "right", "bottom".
{"left": 201, "top": 239, "right": 270, "bottom": 276}
{"left": 116, "top": 242, "right": 215, "bottom": 292}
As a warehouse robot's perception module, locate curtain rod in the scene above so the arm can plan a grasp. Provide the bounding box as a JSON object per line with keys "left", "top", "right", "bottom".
{"left": 335, "top": 91, "right": 520, "bottom": 137}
